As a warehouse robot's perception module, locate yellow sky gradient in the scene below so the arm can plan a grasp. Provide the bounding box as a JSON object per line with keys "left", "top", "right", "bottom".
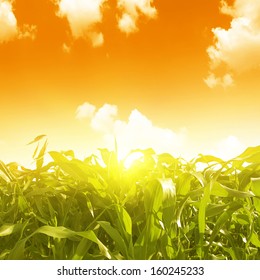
{"left": 1, "top": 0, "right": 260, "bottom": 167}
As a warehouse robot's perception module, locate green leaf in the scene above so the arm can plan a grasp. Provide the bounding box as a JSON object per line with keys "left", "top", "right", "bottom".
{"left": 144, "top": 180, "right": 163, "bottom": 214}
{"left": 196, "top": 154, "right": 224, "bottom": 164}
{"left": 32, "top": 143, "right": 39, "bottom": 159}
{"left": 0, "top": 160, "right": 15, "bottom": 181}
{"left": 77, "top": 230, "right": 111, "bottom": 260}
{"left": 212, "top": 182, "right": 254, "bottom": 198}
{"left": 158, "top": 178, "right": 176, "bottom": 201}
{"left": 219, "top": 183, "right": 255, "bottom": 198}
{"left": 72, "top": 238, "right": 91, "bottom": 260}
{"left": 250, "top": 178, "right": 260, "bottom": 212}
{"left": 98, "top": 221, "right": 128, "bottom": 258}
{"left": 234, "top": 145, "right": 260, "bottom": 163}
{"left": 211, "top": 181, "right": 229, "bottom": 197}
{"left": 0, "top": 224, "right": 23, "bottom": 237}
{"left": 191, "top": 171, "right": 206, "bottom": 188}
{"left": 198, "top": 180, "right": 212, "bottom": 259}
{"left": 158, "top": 153, "right": 178, "bottom": 166}
{"left": 198, "top": 182, "right": 211, "bottom": 234}
{"left": 8, "top": 239, "right": 27, "bottom": 260}
{"left": 35, "top": 226, "right": 76, "bottom": 239}
{"left": 250, "top": 232, "right": 260, "bottom": 248}
{"left": 206, "top": 203, "right": 230, "bottom": 217}
{"left": 250, "top": 177, "right": 260, "bottom": 196}
{"left": 115, "top": 205, "right": 132, "bottom": 237}
{"left": 49, "top": 151, "right": 91, "bottom": 181}
{"left": 176, "top": 173, "right": 193, "bottom": 196}
{"left": 36, "top": 139, "right": 48, "bottom": 169}
{"left": 208, "top": 202, "right": 243, "bottom": 245}
{"left": 27, "top": 134, "right": 47, "bottom": 145}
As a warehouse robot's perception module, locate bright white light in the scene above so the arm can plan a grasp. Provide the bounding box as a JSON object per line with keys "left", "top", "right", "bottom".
{"left": 122, "top": 151, "right": 144, "bottom": 169}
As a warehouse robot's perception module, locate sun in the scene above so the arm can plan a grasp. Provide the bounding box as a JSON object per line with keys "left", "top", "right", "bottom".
{"left": 121, "top": 150, "right": 144, "bottom": 169}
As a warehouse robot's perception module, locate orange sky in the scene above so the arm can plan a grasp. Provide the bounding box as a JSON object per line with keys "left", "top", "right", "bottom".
{"left": 1, "top": 0, "right": 260, "bottom": 166}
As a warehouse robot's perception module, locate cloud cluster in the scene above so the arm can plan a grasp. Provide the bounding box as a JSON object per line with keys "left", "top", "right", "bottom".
{"left": 204, "top": 72, "right": 233, "bottom": 88}
{"left": 1, "top": 0, "right": 158, "bottom": 47}
{"left": 55, "top": 0, "right": 157, "bottom": 48}
{"left": 0, "top": 0, "right": 37, "bottom": 43}
{"left": 18, "top": 24, "right": 37, "bottom": 40}
{"left": 205, "top": 0, "right": 260, "bottom": 88}
{"left": 56, "top": 0, "right": 106, "bottom": 47}
{"left": 75, "top": 102, "right": 187, "bottom": 158}
{"left": 75, "top": 103, "right": 247, "bottom": 161}
{"left": 117, "top": 0, "right": 157, "bottom": 34}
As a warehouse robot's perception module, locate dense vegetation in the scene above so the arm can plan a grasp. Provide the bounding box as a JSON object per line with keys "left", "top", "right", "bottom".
{"left": 1, "top": 136, "right": 260, "bottom": 260}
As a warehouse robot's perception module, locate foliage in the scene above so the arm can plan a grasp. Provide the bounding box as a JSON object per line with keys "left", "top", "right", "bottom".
{"left": 0, "top": 136, "right": 260, "bottom": 260}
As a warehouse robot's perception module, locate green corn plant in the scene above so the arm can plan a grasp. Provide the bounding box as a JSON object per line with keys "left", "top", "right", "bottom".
{"left": 0, "top": 136, "right": 260, "bottom": 260}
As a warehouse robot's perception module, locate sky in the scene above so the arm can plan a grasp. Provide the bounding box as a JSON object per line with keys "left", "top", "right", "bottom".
{"left": 1, "top": 0, "right": 260, "bottom": 167}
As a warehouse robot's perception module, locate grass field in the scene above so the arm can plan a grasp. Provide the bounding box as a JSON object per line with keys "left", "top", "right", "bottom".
{"left": 0, "top": 136, "right": 260, "bottom": 260}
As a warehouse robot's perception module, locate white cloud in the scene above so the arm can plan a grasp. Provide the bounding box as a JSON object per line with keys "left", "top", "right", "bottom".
{"left": 205, "top": 0, "right": 260, "bottom": 87}
{"left": 62, "top": 42, "right": 71, "bottom": 53}
{"left": 112, "top": 109, "right": 186, "bottom": 158}
{"left": 0, "top": 0, "right": 37, "bottom": 43}
{"left": 76, "top": 102, "right": 96, "bottom": 120}
{"left": 204, "top": 72, "right": 234, "bottom": 88}
{"left": 0, "top": 0, "right": 17, "bottom": 42}
{"left": 118, "top": 13, "right": 137, "bottom": 33}
{"left": 202, "top": 135, "right": 244, "bottom": 161}
{"left": 216, "top": 135, "right": 244, "bottom": 160}
{"left": 88, "top": 31, "right": 104, "bottom": 47}
{"left": 56, "top": 0, "right": 106, "bottom": 47}
{"left": 91, "top": 104, "right": 118, "bottom": 133}
{"left": 117, "top": 0, "right": 157, "bottom": 34}
{"left": 18, "top": 24, "right": 37, "bottom": 40}
{"left": 75, "top": 102, "right": 187, "bottom": 159}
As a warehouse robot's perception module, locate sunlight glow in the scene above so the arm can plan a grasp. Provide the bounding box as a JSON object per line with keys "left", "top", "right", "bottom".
{"left": 122, "top": 151, "right": 144, "bottom": 169}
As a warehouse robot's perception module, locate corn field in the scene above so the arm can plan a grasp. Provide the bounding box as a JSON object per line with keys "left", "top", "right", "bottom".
{"left": 1, "top": 136, "right": 260, "bottom": 260}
